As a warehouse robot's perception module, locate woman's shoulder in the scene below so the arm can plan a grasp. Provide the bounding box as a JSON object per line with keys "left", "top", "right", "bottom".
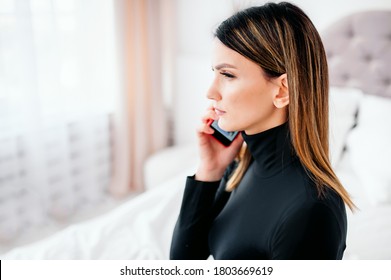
{"left": 279, "top": 182, "right": 347, "bottom": 235}
{"left": 289, "top": 160, "right": 345, "bottom": 206}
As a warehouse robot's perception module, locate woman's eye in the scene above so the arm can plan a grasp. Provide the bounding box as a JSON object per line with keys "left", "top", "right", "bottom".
{"left": 220, "top": 72, "right": 235, "bottom": 79}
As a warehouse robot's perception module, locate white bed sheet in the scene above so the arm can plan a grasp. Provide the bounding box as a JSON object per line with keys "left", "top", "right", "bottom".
{"left": 337, "top": 153, "right": 391, "bottom": 260}
{"left": 0, "top": 170, "right": 190, "bottom": 260}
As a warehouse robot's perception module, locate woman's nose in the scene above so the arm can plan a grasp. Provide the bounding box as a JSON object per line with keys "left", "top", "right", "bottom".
{"left": 206, "top": 81, "right": 221, "bottom": 101}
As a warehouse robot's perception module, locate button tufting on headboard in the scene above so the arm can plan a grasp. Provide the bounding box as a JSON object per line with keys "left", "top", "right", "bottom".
{"left": 363, "top": 54, "right": 373, "bottom": 62}
{"left": 346, "top": 28, "right": 355, "bottom": 38}
{"left": 322, "top": 10, "right": 391, "bottom": 98}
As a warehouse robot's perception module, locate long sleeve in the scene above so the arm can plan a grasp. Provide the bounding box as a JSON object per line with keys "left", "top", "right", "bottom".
{"left": 169, "top": 176, "right": 221, "bottom": 259}
{"left": 170, "top": 161, "right": 236, "bottom": 260}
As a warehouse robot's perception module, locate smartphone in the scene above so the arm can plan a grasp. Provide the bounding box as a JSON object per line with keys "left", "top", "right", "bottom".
{"left": 209, "top": 120, "right": 239, "bottom": 146}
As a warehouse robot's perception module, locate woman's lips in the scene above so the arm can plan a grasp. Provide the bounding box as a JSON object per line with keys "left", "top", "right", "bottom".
{"left": 214, "top": 108, "right": 226, "bottom": 116}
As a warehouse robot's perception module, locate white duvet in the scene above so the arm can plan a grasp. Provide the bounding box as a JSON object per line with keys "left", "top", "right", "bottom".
{"left": 0, "top": 173, "right": 186, "bottom": 260}
{"left": 337, "top": 165, "right": 391, "bottom": 260}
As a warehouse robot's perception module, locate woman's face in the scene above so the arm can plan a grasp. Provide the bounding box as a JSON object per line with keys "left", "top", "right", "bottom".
{"left": 208, "top": 39, "right": 287, "bottom": 135}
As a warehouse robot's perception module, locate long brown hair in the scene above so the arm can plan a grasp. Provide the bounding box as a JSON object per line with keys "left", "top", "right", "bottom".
{"left": 215, "top": 2, "right": 355, "bottom": 211}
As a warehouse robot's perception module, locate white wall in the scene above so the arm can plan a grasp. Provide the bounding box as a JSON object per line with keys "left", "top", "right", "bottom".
{"left": 172, "top": 0, "right": 391, "bottom": 145}
{"left": 286, "top": 0, "right": 391, "bottom": 32}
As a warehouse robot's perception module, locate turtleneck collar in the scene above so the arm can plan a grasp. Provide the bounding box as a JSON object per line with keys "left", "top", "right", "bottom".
{"left": 241, "top": 122, "right": 296, "bottom": 177}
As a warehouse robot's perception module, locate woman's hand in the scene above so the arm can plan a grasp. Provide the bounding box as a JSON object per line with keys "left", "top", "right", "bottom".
{"left": 195, "top": 105, "right": 244, "bottom": 182}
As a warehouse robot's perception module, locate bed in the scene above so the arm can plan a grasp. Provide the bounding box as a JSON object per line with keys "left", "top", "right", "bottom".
{"left": 1, "top": 10, "right": 391, "bottom": 260}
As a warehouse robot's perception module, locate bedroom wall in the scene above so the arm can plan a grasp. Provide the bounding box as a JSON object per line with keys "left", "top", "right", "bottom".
{"left": 171, "top": 0, "right": 391, "bottom": 145}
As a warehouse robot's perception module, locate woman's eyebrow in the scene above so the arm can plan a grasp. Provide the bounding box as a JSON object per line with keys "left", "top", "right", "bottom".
{"left": 213, "top": 63, "right": 237, "bottom": 70}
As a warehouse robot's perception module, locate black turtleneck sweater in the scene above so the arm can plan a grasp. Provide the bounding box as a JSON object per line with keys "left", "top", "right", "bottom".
{"left": 170, "top": 123, "right": 347, "bottom": 260}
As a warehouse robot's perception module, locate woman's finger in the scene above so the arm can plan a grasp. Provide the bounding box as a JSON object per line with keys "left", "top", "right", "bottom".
{"left": 197, "top": 120, "right": 215, "bottom": 135}
{"left": 201, "top": 109, "right": 218, "bottom": 124}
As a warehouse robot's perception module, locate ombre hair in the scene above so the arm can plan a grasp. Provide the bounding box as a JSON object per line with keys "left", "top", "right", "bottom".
{"left": 215, "top": 2, "right": 355, "bottom": 210}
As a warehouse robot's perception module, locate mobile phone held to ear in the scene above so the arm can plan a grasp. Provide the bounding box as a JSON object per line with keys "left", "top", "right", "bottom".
{"left": 209, "top": 120, "right": 239, "bottom": 146}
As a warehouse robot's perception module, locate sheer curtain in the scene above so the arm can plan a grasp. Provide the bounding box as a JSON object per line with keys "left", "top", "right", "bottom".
{"left": 113, "top": 0, "right": 169, "bottom": 195}
{"left": 0, "top": 0, "right": 170, "bottom": 245}
{"left": 0, "top": 0, "right": 121, "bottom": 243}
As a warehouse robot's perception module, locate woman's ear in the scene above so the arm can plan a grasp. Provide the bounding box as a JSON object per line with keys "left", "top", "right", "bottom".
{"left": 273, "top": 73, "right": 289, "bottom": 109}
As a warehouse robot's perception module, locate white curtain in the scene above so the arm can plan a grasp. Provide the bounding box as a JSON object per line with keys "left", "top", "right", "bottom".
{"left": 112, "top": 0, "right": 169, "bottom": 195}
{"left": 0, "top": 0, "right": 121, "bottom": 243}
{"left": 0, "top": 0, "right": 171, "bottom": 246}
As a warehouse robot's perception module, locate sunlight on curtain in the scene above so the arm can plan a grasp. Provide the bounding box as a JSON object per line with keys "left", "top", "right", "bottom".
{"left": 113, "top": 0, "right": 169, "bottom": 194}
{"left": 0, "top": 0, "right": 121, "bottom": 244}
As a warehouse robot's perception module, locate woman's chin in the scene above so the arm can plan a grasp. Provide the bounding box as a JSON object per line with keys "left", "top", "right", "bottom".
{"left": 218, "top": 120, "right": 238, "bottom": 132}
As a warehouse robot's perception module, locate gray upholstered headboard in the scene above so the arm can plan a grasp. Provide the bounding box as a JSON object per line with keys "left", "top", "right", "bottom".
{"left": 322, "top": 10, "right": 391, "bottom": 98}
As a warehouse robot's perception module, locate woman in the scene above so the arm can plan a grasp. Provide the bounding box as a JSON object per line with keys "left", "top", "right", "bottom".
{"left": 170, "top": 2, "right": 354, "bottom": 260}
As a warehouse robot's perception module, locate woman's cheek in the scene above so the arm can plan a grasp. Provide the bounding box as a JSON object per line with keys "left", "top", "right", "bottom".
{"left": 225, "top": 84, "right": 244, "bottom": 103}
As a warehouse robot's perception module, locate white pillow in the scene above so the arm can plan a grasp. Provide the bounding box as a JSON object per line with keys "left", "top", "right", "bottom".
{"left": 346, "top": 94, "right": 391, "bottom": 206}
{"left": 329, "top": 87, "right": 364, "bottom": 167}
{"left": 143, "top": 144, "right": 198, "bottom": 190}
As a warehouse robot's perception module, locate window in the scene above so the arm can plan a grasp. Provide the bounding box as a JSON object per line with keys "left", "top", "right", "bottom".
{"left": 0, "top": 0, "right": 120, "bottom": 243}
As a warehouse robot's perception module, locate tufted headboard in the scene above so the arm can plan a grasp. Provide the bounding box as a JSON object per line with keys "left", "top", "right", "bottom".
{"left": 322, "top": 10, "right": 391, "bottom": 98}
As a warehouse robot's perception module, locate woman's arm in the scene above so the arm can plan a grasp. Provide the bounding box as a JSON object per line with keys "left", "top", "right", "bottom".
{"left": 170, "top": 160, "right": 237, "bottom": 260}
{"left": 170, "top": 105, "right": 242, "bottom": 259}
{"left": 169, "top": 176, "right": 221, "bottom": 259}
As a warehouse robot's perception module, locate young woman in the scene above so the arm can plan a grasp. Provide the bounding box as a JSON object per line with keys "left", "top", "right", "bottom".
{"left": 170, "top": 2, "right": 354, "bottom": 260}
